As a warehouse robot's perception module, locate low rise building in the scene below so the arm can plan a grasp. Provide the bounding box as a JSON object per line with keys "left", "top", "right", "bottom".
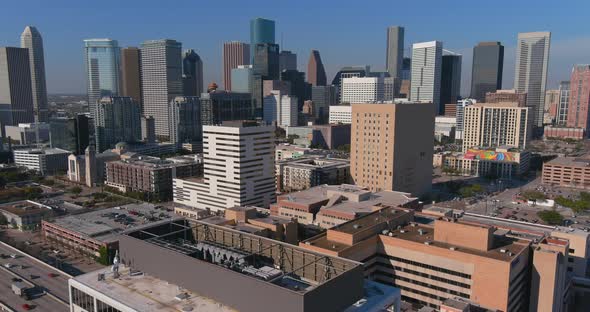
{"left": 4, "top": 123, "right": 50, "bottom": 145}
{"left": 0, "top": 200, "right": 53, "bottom": 231}
{"left": 442, "top": 147, "right": 530, "bottom": 179}
{"left": 13, "top": 147, "right": 71, "bottom": 175}
{"left": 67, "top": 147, "right": 121, "bottom": 186}
{"left": 276, "top": 157, "right": 350, "bottom": 192}
{"left": 544, "top": 126, "right": 586, "bottom": 140}
{"left": 329, "top": 105, "right": 352, "bottom": 124}
{"left": 271, "top": 184, "right": 418, "bottom": 229}
{"left": 542, "top": 156, "right": 590, "bottom": 189}
{"left": 434, "top": 116, "right": 456, "bottom": 142}
{"left": 286, "top": 124, "right": 351, "bottom": 149}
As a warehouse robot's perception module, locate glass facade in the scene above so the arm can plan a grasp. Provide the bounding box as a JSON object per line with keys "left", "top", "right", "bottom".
{"left": 231, "top": 65, "right": 253, "bottom": 93}
{"left": 84, "top": 39, "right": 120, "bottom": 119}
{"left": 470, "top": 42, "right": 504, "bottom": 102}
{"left": 250, "top": 18, "right": 275, "bottom": 64}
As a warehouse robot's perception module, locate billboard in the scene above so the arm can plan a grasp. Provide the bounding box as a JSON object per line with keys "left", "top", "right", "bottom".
{"left": 464, "top": 149, "right": 515, "bottom": 162}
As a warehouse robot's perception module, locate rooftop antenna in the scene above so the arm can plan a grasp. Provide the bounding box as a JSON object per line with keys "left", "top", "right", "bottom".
{"left": 112, "top": 250, "right": 120, "bottom": 278}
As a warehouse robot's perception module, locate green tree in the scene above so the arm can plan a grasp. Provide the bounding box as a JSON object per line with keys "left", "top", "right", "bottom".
{"left": 70, "top": 186, "right": 83, "bottom": 195}
{"left": 522, "top": 190, "right": 546, "bottom": 201}
{"left": 537, "top": 210, "right": 564, "bottom": 225}
{"left": 23, "top": 186, "right": 42, "bottom": 199}
{"left": 336, "top": 144, "right": 351, "bottom": 153}
{"left": 97, "top": 246, "right": 111, "bottom": 265}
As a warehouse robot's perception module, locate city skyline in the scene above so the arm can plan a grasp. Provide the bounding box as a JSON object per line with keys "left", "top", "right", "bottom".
{"left": 1, "top": 1, "right": 588, "bottom": 95}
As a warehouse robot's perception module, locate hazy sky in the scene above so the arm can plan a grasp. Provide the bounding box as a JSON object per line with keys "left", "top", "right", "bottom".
{"left": 1, "top": 0, "right": 589, "bottom": 96}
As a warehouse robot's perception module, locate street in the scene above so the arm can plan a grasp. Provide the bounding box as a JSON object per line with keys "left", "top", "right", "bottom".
{"left": 0, "top": 265, "right": 67, "bottom": 312}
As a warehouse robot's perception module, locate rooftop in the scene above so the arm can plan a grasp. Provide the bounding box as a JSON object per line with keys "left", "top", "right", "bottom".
{"left": 14, "top": 148, "right": 71, "bottom": 155}
{"left": 277, "top": 157, "right": 349, "bottom": 169}
{"left": 0, "top": 200, "right": 52, "bottom": 217}
{"left": 71, "top": 265, "right": 236, "bottom": 312}
{"left": 48, "top": 203, "right": 176, "bottom": 244}
{"left": 545, "top": 156, "right": 590, "bottom": 167}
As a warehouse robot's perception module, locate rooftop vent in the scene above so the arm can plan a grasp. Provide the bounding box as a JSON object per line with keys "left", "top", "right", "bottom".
{"left": 353, "top": 224, "right": 361, "bottom": 229}
{"left": 500, "top": 249, "right": 507, "bottom": 253}
{"left": 418, "top": 229, "right": 426, "bottom": 235}
{"left": 400, "top": 230, "right": 407, "bottom": 233}
{"left": 424, "top": 241, "right": 432, "bottom": 246}
{"left": 449, "top": 247, "right": 457, "bottom": 251}
{"left": 381, "top": 230, "right": 389, "bottom": 235}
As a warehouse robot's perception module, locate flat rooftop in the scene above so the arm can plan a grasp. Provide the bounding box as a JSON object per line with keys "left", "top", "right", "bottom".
{"left": 277, "top": 157, "right": 349, "bottom": 169}
{"left": 545, "top": 156, "right": 590, "bottom": 167}
{"left": 0, "top": 200, "right": 52, "bottom": 216}
{"left": 71, "top": 265, "right": 236, "bottom": 312}
{"left": 48, "top": 203, "right": 176, "bottom": 243}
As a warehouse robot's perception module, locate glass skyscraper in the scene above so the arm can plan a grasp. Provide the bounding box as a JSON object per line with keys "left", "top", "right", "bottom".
{"left": 250, "top": 18, "right": 275, "bottom": 64}
{"left": 84, "top": 39, "right": 120, "bottom": 119}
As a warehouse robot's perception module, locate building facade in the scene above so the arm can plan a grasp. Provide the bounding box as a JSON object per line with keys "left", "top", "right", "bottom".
{"left": 440, "top": 52, "right": 462, "bottom": 109}
{"left": 119, "top": 47, "right": 142, "bottom": 105}
{"left": 279, "top": 50, "right": 297, "bottom": 72}
{"left": 276, "top": 157, "right": 350, "bottom": 193}
{"left": 20, "top": 26, "right": 48, "bottom": 122}
{"left": 250, "top": 17, "right": 275, "bottom": 64}
{"left": 263, "top": 90, "right": 297, "bottom": 127}
{"left": 329, "top": 105, "right": 352, "bottom": 124}
{"left": 454, "top": 98, "right": 476, "bottom": 140}
{"left": 231, "top": 65, "right": 253, "bottom": 93}
{"left": 182, "top": 49, "right": 204, "bottom": 97}
{"left": 168, "top": 96, "right": 201, "bottom": 146}
{"left": 13, "top": 148, "right": 70, "bottom": 175}
{"left": 485, "top": 89, "right": 527, "bottom": 107}
{"left": 543, "top": 156, "right": 590, "bottom": 189}
{"left": 49, "top": 114, "right": 90, "bottom": 155}
{"left": 557, "top": 81, "right": 571, "bottom": 125}
{"left": 410, "top": 41, "right": 443, "bottom": 114}
{"left": 222, "top": 41, "right": 249, "bottom": 91}
{"left": 442, "top": 148, "right": 530, "bottom": 179}
{"left": 307, "top": 50, "right": 327, "bottom": 86}
{"left": 0, "top": 47, "right": 35, "bottom": 131}
{"left": 341, "top": 77, "right": 394, "bottom": 104}
{"left": 311, "top": 85, "right": 336, "bottom": 123}
{"left": 84, "top": 39, "right": 120, "bottom": 119}
{"left": 94, "top": 96, "right": 141, "bottom": 152}
{"left": 470, "top": 42, "right": 504, "bottom": 102}
{"left": 386, "top": 26, "right": 404, "bottom": 79}
{"left": 566, "top": 65, "right": 590, "bottom": 131}
{"left": 200, "top": 90, "right": 254, "bottom": 125}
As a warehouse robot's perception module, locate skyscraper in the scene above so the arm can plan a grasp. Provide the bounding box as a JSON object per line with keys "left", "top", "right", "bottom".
{"left": 350, "top": 102, "right": 435, "bottom": 196}
{"left": 514, "top": 32, "right": 551, "bottom": 130}
{"left": 311, "top": 85, "right": 337, "bottom": 124}
{"left": 49, "top": 114, "right": 90, "bottom": 155}
{"left": 556, "top": 81, "right": 571, "bottom": 125}
{"left": 250, "top": 18, "right": 275, "bottom": 64}
{"left": 120, "top": 47, "right": 142, "bottom": 106}
{"left": 252, "top": 43, "right": 280, "bottom": 116}
{"left": 94, "top": 96, "right": 141, "bottom": 152}
{"left": 440, "top": 51, "right": 462, "bottom": 109}
{"left": 566, "top": 65, "right": 590, "bottom": 131}
{"left": 279, "top": 50, "right": 297, "bottom": 72}
{"left": 0, "top": 47, "right": 35, "bottom": 131}
{"left": 307, "top": 50, "right": 327, "bottom": 86}
{"left": 140, "top": 39, "right": 183, "bottom": 141}
{"left": 281, "top": 69, "right": 311, "bottom": 111}
{"left": 182, "top": 49, "right": 203, "bottom": 97}
{"left": 470, "top": 42, "right": 504, "bottom": 102}
{"left": 263, "top": 90, "right": 297, "bottom": 127}
{"left": 231, "top": 65, "right": 253, "bottom": 93}
{"left": 386, "top": 26, "right": 404, "bottom": 79}
{"left": 410, "top": 41, "right": 443, "bottom": 113}
{"left": 20, "top": 26, "right": 48, "bottom": 122}
{"left": 84, "top": 39, "right": 120, "bottom": 119}
{"left": 222, "top": 41, "right": 249, "bottom": 91}
{"left": 168, "top": 96, "right": 201, "bottom": 146}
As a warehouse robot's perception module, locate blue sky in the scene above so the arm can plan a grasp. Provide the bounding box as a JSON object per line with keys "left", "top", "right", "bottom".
{"left": 1, "top": 0, "right": 589, "bottom": 95}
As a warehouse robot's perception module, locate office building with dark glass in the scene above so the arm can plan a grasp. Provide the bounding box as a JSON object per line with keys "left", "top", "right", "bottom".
{"left": 470, "top": 42, "right": 504, "bottom": 102}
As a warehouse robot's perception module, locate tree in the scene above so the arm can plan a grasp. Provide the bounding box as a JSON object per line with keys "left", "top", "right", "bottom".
{"left": 70, "top": 186, "right": 82, "bottom": 195}
{"left": 23, "top": 186, "right": 42, "bottom": 199}
{"left": 522, "top": 190, "right": 546, "bottom": 202}
{"left": 336, "top": 144, "right": 351, "bottom": 153}
{"left": 537, "top": 210, "right": 564, "bottom": 225}
{"left": 0, "top": 213, "right": 7, "bottom": 225}
{"left": 97, "top": 246, "right": 111, "bottom": 265}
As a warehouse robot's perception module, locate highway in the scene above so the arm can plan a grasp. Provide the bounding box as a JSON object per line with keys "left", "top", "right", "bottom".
{"left": 0, "top": 243, "right": 70, "bottom": 307}
{"left": 0, "top": 265, "right": 67, "bottom": 312}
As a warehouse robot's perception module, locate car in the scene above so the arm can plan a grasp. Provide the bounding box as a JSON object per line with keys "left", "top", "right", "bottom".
{"left": 47, "top": 273, "right": 59, "bottom": 278}
{"left": 10, "top": 254, "right": 18, "bottom": 259}
{"left": 11, "top": 277, "right": 22, "bottom": 282}
{"left": 4, "top": 263, "right": 14, "bottom": 268}
{"left": 22, "top": 304, "right": 32, "bottom": 311}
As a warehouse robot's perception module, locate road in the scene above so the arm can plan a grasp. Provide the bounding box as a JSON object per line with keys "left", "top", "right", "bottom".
{"left": 0, "top": 264, "right": 67, "bottom": 312}
{"left": 0, "top": 243, "right": 70, "bottom": 304}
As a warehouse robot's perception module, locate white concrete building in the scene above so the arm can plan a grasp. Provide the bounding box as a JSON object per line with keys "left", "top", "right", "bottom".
{"left": 434, "top": 116, "right": 456, "bottom": 141}
{"left": 329, "top": 105, "right": 352, "bottom": 124}
{"left": 180, "top": 122, "right": 276, "bottom": 212}
{"left": 455, "top": 98, "right": 476, "bottom": 140}
{"left": 13, "top": 148, "right": 70, "bottom": 175}
{"left": 263, "top": 90, "right": 297, "bottom": 127}
{"left": 172, "top": 177, "right": 201, "bottom": 208}
{"left": 410, "top": 41, "right": 443, "bottom": 113}
{"left": 341, "top": 77, "right": 394, "bottom": 104}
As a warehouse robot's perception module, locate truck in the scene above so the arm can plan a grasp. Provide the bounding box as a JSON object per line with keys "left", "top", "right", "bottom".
{"left": 12, "top": 281, "right": 30, "bottom": 298}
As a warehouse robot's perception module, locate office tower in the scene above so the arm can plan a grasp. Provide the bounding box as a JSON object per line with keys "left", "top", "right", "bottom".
{"left": 351, "top": 102, "right": 435, "bottom": 196}
{"left": 341, "top": 77, "right": 394, "bottom": 104}
{"left": 231, "top": 65, "right": 253, "bottom": 93}
{"left": 485, "top": 89, "right": 527, "bottom": 107}
{"left": 410, "top": 41, "right": 443, "bottom": 114}
{"left": 141, "top": 116, "right": 156, "bottom": 143}
{"left": 470, "top": 42, "right": 504, "bottom": 102}
{"left": 307, "top": 50, "right": 327, "bottom": 86}
{"left": 49, "top": 114, "right": 90, "bottom": 155}
{"left": 252, "top": 43, "right": 280, "bottom": 117}
{"left": 169, "top": 96, "right": 201, "bottom": 146}
{"left": 0, "top": 47, "right": 35, "bottom": 132}
{"left": 200, "top": 90, "right": 254, "bottom": 125}
{"left": 263, "top": 90, "right": 297, "bottom": 127}
{"left": 192, "top": 122, "right": 276, "bottom": 211}
{"left": 20, "top": 26, "right": 48, "bottom": 122}
{"left": 401, "top": 57, "right": 411, "bottom": 80}
{"left": 182, "top": 49, "right": 203, "bottom": 97}
{"left": 141, "top": 39, "right": 183, "bottom": 141}
{"left": 312, "top": 85, "right": 337, "bottom": 124}
{"left": 120, "top": 47, "right": 142, "bottom": 106}
{"left": 566, "top": 65, "right": 590, "bottom": 131}
{"left": 94, "top": 96, "right": 141, "bottom": 152}
{"left": 222, "top": 41, "right": 249, "bottom": 91}
{"left": 556, "top": 81, "right": 571, "bottom": 125}
{"left": 280, "top": 69, "right": 310, "bottom": 110}
{"left": 440, "top": 51, "right": 462, "bottom": 111}
{"left": 331, "top": 66, "right": 369, "bottom": 103}
{"left": 279, "top": 50, "right": 297, "bottom": 72}
{"left": 386, "top": 26, "right": 404, "bottom": 79}
{"left": 250, "top": 17, "right": 275, "bottom": 64}
{"left": 514, "top": 32, "right": 551, "bottom": 129}
{"left": 84, "top": 39, "right": 120, "bottom": 119}
{"left": 454, "top": 99, "right": 476, "bottom": 140}
{"left": 462, "top": 102, "right": 530, "bottom": 151}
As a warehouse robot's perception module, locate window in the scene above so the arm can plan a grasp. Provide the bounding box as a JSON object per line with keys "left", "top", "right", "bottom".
{"left": 568, "top": 257, "right": 574, "bottom": 263}
{"left": 71, "top": 286, "right": 95, "bottom": 311}
{"left": 97, "top": 299, "right": 122, "bottom": 312}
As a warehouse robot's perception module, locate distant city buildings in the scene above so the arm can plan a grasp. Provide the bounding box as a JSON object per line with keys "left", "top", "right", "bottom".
{"left": 119, "top": 47, "right": 142, "bottom": 105}
{"left": 49, "top": 114, "right": 90, "bottom": 155}
{"left": 200, "top": 90, "right": 254, "bottom": 125}
{"left": 440, "top": 50, "right": 462, "bottom": 110}
{"left": 410, "top": 41, "right": 443, "bottom": 113}
{"left": 311, "top": 85, "right": 337, "bottom": 123}
{"left": 5, "top": 123, "right": 49, "bottom": 145}
{"left": 386, "top": 26, "right": 404, "bottom": 79}
{"left": 181, "top": 49, "right": 203, "bottom": 97}
{"left": 222, "top": 41, "right": 249, "bottom": 91}
{"left": 557, "top": 81, "right": 571, "bottom": 125}
{"left": 83, "top": 39, "right": 120, "bottom": 119}
{"left": 263, "top": 90, "right": 297, "bottom": 127}
{"left": 470, "top": 41, "right": 504, "bottom": 102}
{"left": 278, "top": 50, "right": 297, "bottom": 72}
{"left": 13, "top": 147, "right": 70, "bottom": 175}
{"left": 20, "top": 26, "right": 48, "bottom": 122}
{"left": 231, "top": 65, "right": 253, "bottom": 93}
{"left": 168, "top": 96, "right": 201, "bottom": 147}
{"left": 307, "top": 50, "right": 327, "bottom": 86}
{"left": 94, "top": 96, "right": 141, "bottom": 152}
{"left": 566, "top": 65, "right": 590, "bottom": 131}
{"left": 275, "top": 157, "right": 350, "bottom": 193}
{"left": 329, "top": 105, "right": 352, "bottom": 124}
{"left": 341, "top": 77, "right": 394, "bottom": 104}
{"left": 250, "top": 17, "right": 275, "bottom": 64}
{"left": 454, "top": 98, "right": 476, "bottom": 140}
{"left": 0, "top": 47, "right": 35, "bottom": 132}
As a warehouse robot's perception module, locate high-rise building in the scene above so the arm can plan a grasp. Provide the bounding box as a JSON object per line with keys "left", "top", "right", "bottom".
{"left": 331, "top": 66, "right": 370, "bottom": 103}
{"left": 470, "top": 42, "right": 504, "bottom": 102}
{"left": 386, "top": 26, "right": 404, "bottom": 79}
{"left": 279, "top": 50, "right": 297, "bottom": 72}
{"left": 190, "top": 122, "right": 276, "bottom": 212}
{"left": 222, "top": 41, "right": 249, "bottom": 91}
{"left": 307, "top": 50, "right": 327, "bottom": 86}
{"left": 401, "top": 57, "right": 411, "bottom": 80}
{"left": 231, "top": 65, "right": 253, "bottom": 93}
{"left": 141, "top": 116, "right": 155, "bottom": 143}
{"left": 169, "top": 96, "right": 201, "bottom": 146}
{"left": 252, "top": 43, "right": 280, "bottom": 117}
{"left": 0, "top": 47, "right": 35, "bottom": 132}
{"left": 140, "top": 39, "right": 183, "bottom": 141}
{"left": 485, "top": 89, "right": 527, "bottom": 107}
{"left": 341, "top": 77, "right": 394, "bottom": 104}
{"left": 20, "top": 26, "right": 48, "bottom": 122}
{"left": 250, "top": 17, "right": 275, "bottom": 64}
{"left": 120, "top": 47, "right": 142, "bottom": 107}
{"left": 440, "top": 51, "right": 462, "bottom": 110}
{"left": 514, "top": 32, "right": 551, "bottom": 130}
{"left": 566, "top": 65, "right": 590, "bottom": 131}
{"left": 312, "top": 85, "right": 337, "bottom": 123}
{"left": 49, "top": 114, "right": 90, "bottom": 155}
{"left": 545, "top": 89, "right": 560, "bottom": 123}
{"left": 557, "top": 81, "right": 571, "bottom": 125}
{"left": 94, "top": 96, "right": 141, "bottom": 152}
{"left": 84, "top": 39, "right": 120, "bottom": 119}
{"left": 351, "top": 102, "right": 435, "bottom": 196}
{"left": 200, "top": 90, "right": 254, "bottom": 125}
{"left": 329, "top": 105, "right": 352, "bottom": 124}
{"left": 454, "top": 99, "right": 476, "bottom": 140}
{"left": 182, "top": 49, "right": 203, "bottom": 97}
{"left": 280, "top": 69, "right": 310, "bottom": 110}
{"left": 462, "top": 102, "right": 531, "bottom": 151}
{"left": 263, "top": 90, "right": 297, "bottom": 127}
{"left": 410, "top": 41, "right": 443, "bottom": 113}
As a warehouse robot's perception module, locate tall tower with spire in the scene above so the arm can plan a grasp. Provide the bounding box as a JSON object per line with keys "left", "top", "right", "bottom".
{"left": 20, "top": 26, "right": 48, "bottom": 122}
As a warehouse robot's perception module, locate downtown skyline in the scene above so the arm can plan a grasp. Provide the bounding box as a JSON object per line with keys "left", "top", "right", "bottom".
{"left": 1, "top": 0, "right": 588, "bottom": 95}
